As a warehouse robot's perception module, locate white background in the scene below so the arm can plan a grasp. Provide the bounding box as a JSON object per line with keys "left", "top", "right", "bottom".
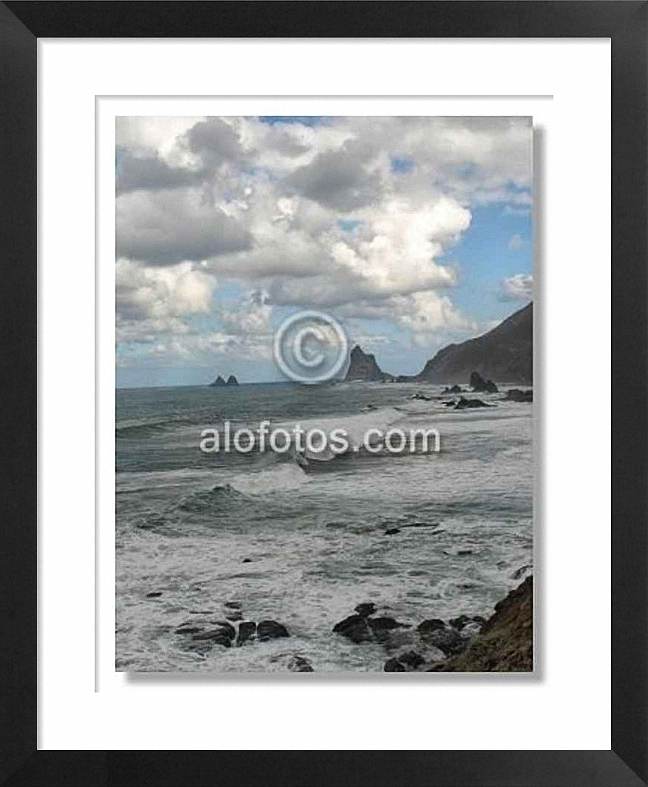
{"left": 39, "top": 39, "right": 610, "bottom": 750}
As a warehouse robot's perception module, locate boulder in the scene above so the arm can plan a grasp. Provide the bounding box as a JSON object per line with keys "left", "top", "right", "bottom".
{"left": 237, "top": 620, "right": 256, "bottom": 645}
{"left": 504, "top": 388, "right": 533, "bottom": 403}
{"left": 145, "top": 591, "right": 162, "bottom": 598}
{"left": 288, "top": 655, "right": 314, "bottom": 672}
{"left": 470, "top": 371, "right": 498, "bottom": 393}
{"left": 417, "top": 619, "right": 446, "bottom": 634}
{"left": 210, "top": 620, "right": 236, "bottom": 639}
{"left": 174, "top": 625, "right": 203, "bottom": 635}
{"left": 443, "top": 384, "right": 463, "bottom": 394}
{"left": 368, "top": 616, "right": 408, "bottom": 633}
{"left": 191, "top": 628, "right": 232, "bottom": 648}
{"left": 398, "top": 650, "right": 425, "bottom": 669}
{"left": 384, "top": 527, "right": 401, "bottom": 535}
{"left": 449, "top": 614, "right": 487, "bottom": 632}
{"left": 455, "top": 396, "right": 490, "bottom": 410}
{"left": 333, "top": 614, "right": 373, "bottom": 643}
{"left": 384, "top": 658, "right": 406, "bottom": 672}
{"left": 354, "top": 602, "right": 377, "bottom": 618}
{"left": 512, "top": 564, "right": 533, "bottom": 581}
{"left": 257, "top": 620, "right": 290, "bottom": 641}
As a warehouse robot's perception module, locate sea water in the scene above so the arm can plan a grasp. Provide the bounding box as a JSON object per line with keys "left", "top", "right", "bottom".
{"left": 116, "top": 382, "right": 533, "bottom": 672}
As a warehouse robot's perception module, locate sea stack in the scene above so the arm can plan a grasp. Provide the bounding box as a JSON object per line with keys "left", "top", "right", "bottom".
{"left": 209, "top": 374, "right": 239, "bottom": 387}
{"left": 344, "top": 345, "right": 393, "bottom": 382}
{"left": 469, "top": 371, "right": 498, "bottom": 394}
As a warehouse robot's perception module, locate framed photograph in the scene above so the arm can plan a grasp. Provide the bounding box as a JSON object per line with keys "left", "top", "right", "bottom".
{"left": 2, "top": 1, "right": 646, "bottom": 785}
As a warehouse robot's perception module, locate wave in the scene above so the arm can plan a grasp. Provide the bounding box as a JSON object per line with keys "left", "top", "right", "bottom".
{"left": 227, "top": 463, "right": 310, "bottom": 495}
{"left": 116, "top": 416, "right": 197, "bottom": 439}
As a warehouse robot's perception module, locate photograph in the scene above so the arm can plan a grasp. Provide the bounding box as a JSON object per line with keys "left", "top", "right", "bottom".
{"left": 115, "top": 115, "right": 534, "bottom": 673}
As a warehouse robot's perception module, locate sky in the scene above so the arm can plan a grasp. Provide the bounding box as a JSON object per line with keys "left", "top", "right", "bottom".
{"left": 115, "top": 116, "right": 533, "bottom": 387}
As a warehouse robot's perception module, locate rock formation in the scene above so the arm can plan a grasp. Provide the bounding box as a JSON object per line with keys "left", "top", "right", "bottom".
{"left": 428, "top": 576, "right": 533, "bottom": 672}
{"left": 209, "top": 374, "right": 239, "bottom": 387}
{"left": 417, "top": 302, "right": 532, "bottom": 384}
{"left": 470, "top": 371, "right": 499, "bottom": 393}
{"left": 344, "top": 345, "right": 394, "bottom": 382}
{"left": 504, "top": 388, "right": 533, "bottom": 403}
{"left": 454, "top": 397, "right": 490, "bottom": 410}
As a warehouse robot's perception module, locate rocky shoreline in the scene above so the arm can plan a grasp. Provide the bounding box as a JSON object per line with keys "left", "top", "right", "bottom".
{"left": 139, "top": 575, "right": 533, "bottom": 674}
{"left": 332, "top": 575, "right": 533, "bottom": 673}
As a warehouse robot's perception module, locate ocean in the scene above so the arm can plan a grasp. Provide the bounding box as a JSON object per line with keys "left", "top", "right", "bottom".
{"left": 116, "top": 381, "right": 533, "bottom": 672}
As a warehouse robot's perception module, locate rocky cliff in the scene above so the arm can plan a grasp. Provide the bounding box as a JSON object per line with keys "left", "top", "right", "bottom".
{"left": 428, "top": 576, "right": 533, "bottom": 672}
{"left": 418, "top": 302, "right": 532, "bottom": 384}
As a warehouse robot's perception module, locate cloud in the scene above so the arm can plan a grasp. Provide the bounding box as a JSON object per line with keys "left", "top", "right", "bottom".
{"left": 116, "top": 259, "right": 216, "bottom": 340}
{"left": 508, "top": 233, "right": 525, "bottom": 251}
{"left": 218, "top": 290, "right": 273, "bottom": 336}
{"left": 116, "top": 148, "right": 200, "bottom": 194}
{"left": 116, "top": 188, "right": 251, "bottom": 265}
{"left": 499, "top": 273, "right": 533, "bottom": 301}
{"left": 184, "top": 117, "right": 245, "bottom": 168}
{"left": 286, "top": 139, "right": 381, "bottom": 210}
{"left": 115, "top": 116, "right": 533, "bottom": 371}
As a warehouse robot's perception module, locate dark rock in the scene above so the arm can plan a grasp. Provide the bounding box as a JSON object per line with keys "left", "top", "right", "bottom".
{"left": 208, "top": 375, "right": 227, "bottom": 387}
{"left": 454, "top": 396, "right": 490, "bottom": 410}
{"left": 504, "top": 388, "right": 533, "bottom": 403}
{"left": 210, "top": 620, "right": 236, "bottom": 639}
{"left": 457, "top": 549, "right": 473, "bottom": 556}
{"left": 417, "top": 619, "right": 446, "bottom": 634}
{"left": 512, "top": 564, "right": 533, "bottom": 581}
{"left": 191, "top": 629, "right": 232, "bottom": 647}
{"left": 449, "top": 614, "right": 487, "bottom": 633}
{"left": 470, "top": 371, "right": 498, "bottom": 393}
{"left": 226, "top": 375, "right": 239, "bottom": 386}
{"left": 419, "top": 625, "right": 466, "bottom": 656}
{"left": 242, "top": 558, "right": 252, "bottom": 563}
{"left": 288, "top": 655, "right": 314, "bottom": 672}
{"left": 443, "top": 384, "right": 463, "bottom": 394}
{"left": 333, "top": 614, "right": 373, "bottom": 643}
{"left": 385, "top": 527, "right": 401, "bottom": 535}
{"left": 224, "top": 601, "right": 241, "bottom": 609}
{"left": 398, "top": 650, "right": 425, "bottom": 669}
{"left": 354, "top": 602, "right": 377, "bottom": 618}
{"left": 411, "top": 391, "right": 433, "bottom": 401}
{"left": 225, "top": 611, "right": 243, "bottom": 622}
{"left": 174, "top": 625, "right": 203, "bottom": 635}
{"left": 368, "top": 616, "right": 408, "bottom": 633}
{"left": 146, "top": 591, "right": 162, "bottom": 598}
{"left": 428, "top": 577, "right": 533, "bottom": 672}
{"left": 344, "top": 345, "right": 394, "bottom": 382}
{"left": 384, "top": 658, "right": 406, "bottom": 672}
{"left": 443, "top": 400, "right": 456, "bottom": 407}
{"left": 257, "top": 620, "right": 290, "bottom": 641}
{"left": 237, "top": 620, "right": 256, "bottom": 645}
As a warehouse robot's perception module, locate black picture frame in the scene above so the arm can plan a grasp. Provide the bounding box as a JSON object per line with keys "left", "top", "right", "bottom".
{"left": 1, "top": 2, "right": 645, "bottom": 785}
